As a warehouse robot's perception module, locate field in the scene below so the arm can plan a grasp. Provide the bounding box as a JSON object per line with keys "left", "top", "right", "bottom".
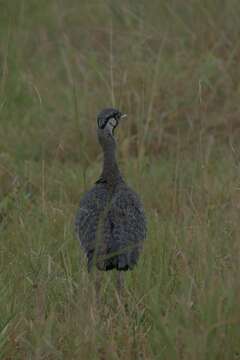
{"left": 1, "top": 1, "right": 240, "bottom": 359}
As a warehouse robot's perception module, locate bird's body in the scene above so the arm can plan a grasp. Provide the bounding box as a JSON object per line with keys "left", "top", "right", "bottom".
{"left": 75, "top": 108, "right": 146, "bottom": 275}
{"left": 76, "top": 180, "right": 146, "bottom": 271}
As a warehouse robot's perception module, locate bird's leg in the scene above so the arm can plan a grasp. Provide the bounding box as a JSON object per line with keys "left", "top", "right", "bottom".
{"left": 89, "top": 268, "right": 101, "bottom": 305}
{"left": 93, "top": 271, "right": 101, "bottom": 305}
{"left": 116, "top": 271, "right": 124, "bottom": 297}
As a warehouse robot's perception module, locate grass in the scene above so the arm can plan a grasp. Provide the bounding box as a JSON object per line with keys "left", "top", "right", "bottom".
{"left": 0, "top": 0, "right": 240, "bottom": 358}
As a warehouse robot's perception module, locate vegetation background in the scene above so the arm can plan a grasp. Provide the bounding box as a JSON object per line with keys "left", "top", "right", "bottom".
{"left": 0, "top": 0, "right": 240, "bottom": 359}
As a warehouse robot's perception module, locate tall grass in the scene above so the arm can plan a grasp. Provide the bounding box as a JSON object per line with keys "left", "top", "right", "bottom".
{"left": 0, "top": 1, "right": 240, "bottom": 358}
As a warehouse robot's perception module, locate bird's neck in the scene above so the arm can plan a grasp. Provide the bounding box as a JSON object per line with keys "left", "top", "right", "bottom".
{"left": 100, "top": 145, "right": 122, "bottom": 184}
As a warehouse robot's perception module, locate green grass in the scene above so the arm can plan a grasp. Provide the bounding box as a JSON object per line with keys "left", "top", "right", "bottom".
{"left": 1, "top": 0, "right": 240, "bottom": 358}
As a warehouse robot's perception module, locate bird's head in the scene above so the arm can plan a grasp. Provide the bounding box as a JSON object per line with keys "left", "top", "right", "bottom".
{"left": 97, "top": 108, "right": 126, "bottom": 137}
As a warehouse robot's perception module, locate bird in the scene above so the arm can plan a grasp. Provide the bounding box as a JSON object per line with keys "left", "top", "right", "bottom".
{"left": 75, "top": 108, "right": 147, "bottom": 292}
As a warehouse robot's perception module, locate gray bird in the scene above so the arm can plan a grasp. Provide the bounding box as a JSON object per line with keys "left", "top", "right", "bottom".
{"left": 75, "top": 108, "right": 147, "bottom": 290}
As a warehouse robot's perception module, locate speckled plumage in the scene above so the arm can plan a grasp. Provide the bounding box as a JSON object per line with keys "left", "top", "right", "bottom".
{"left": 75, "top": 108, "right": 146, "bottom": 272}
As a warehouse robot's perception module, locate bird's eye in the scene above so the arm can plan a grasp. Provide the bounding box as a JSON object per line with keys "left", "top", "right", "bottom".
{"left": 108, "top": 118, "right": 117, "bottom": 127}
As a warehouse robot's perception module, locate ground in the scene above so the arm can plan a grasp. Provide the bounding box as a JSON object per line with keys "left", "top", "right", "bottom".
{"left": 0, "top": 1, "right": 240, "bottom": 359}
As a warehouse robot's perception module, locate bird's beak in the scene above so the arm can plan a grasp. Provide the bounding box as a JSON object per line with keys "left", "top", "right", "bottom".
{"left": 121, "top": 113, "right": 127, "bottom": 120}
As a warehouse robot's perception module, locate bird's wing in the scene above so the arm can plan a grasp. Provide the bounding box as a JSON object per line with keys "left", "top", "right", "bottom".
{"left": 75, "top": 186, "right": 109, "bottom": 254}
{"left": 109, "top": 186, "right": 147, "bottom": 269}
